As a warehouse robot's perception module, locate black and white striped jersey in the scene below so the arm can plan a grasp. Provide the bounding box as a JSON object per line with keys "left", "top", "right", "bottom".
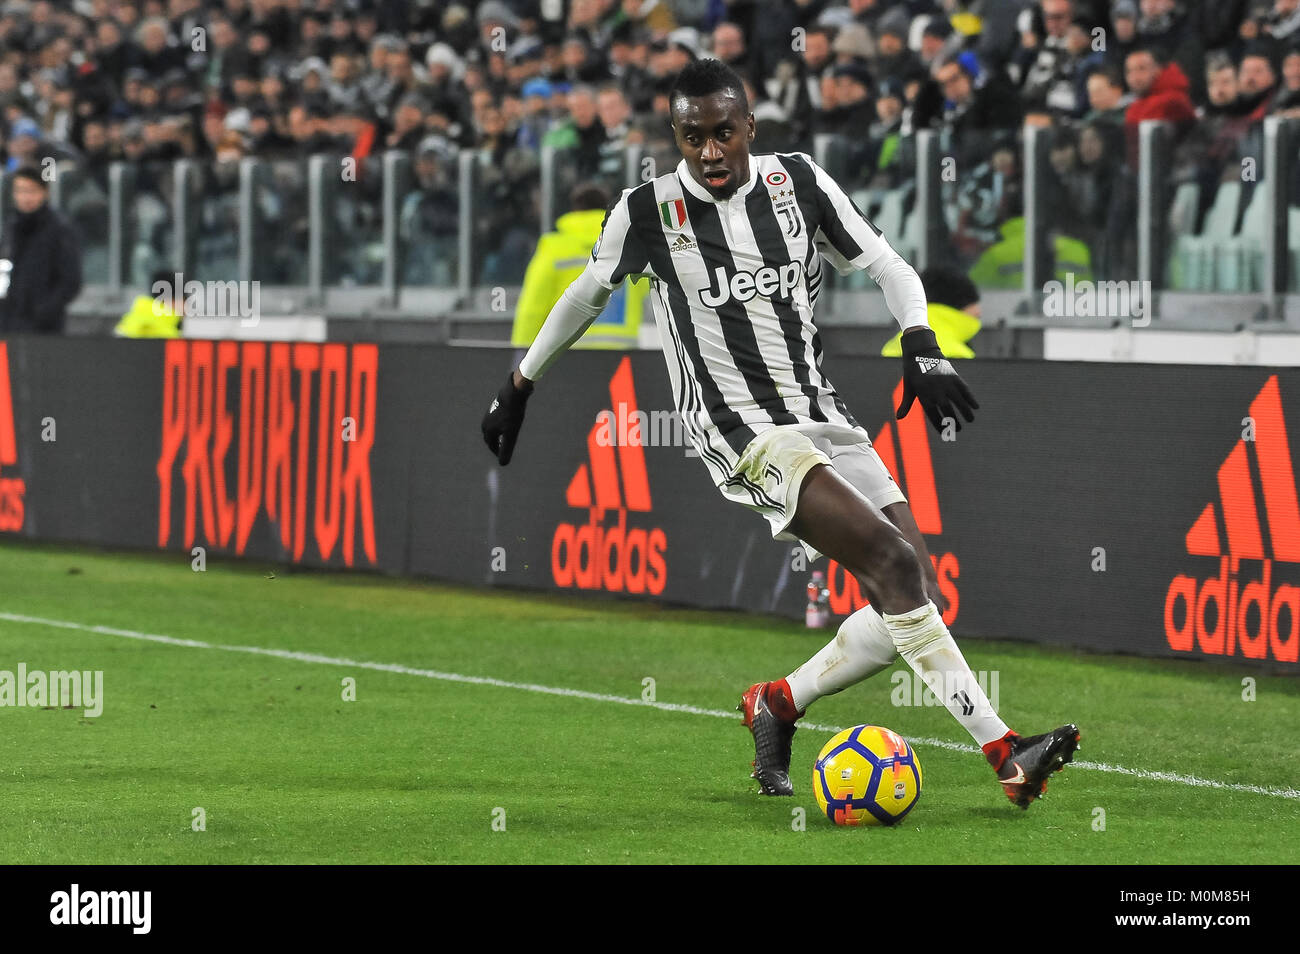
{"left": 543, "top": 151, "right": 926, "bottom": 485}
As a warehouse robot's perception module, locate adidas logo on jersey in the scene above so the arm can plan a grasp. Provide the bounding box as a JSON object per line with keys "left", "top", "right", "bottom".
{"left": 669, "top": 233, "right": 697, "bottom": 253}
{"left": 698, "top": 262, "right": 801, "bottom": 308}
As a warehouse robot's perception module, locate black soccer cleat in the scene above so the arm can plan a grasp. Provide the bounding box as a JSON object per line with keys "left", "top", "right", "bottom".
{"left": 990, "top": 724, "right": 1081, "bottom": 809}
{"left": 738, "top": 682, "right": 798, "bottom": 796}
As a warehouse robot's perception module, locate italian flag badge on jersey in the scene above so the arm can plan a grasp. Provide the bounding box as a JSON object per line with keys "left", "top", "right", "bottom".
{"left": 659, "top": 198, "right": 687, "bottom": 229}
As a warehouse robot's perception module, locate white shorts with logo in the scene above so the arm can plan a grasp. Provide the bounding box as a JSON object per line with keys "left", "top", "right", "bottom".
{"left": 717, "top": 423, "right": 907, "bottom": 561}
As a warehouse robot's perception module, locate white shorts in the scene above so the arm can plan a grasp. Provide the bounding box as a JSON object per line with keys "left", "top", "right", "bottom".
{"left": 717, "top": 423, "right": 907, "bottom": 561}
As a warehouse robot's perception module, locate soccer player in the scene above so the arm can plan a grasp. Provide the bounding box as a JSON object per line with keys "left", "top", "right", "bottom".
{"left": 481, "top": 59, "right": 1079, "bottom": 809}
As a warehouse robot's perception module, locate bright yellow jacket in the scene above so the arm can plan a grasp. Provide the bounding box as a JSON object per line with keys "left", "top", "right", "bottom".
{"left": 881, "top": 302, "right": 982, "bottom": 359}
{"left": 967, "top": 217, "right": 1093, "bottom": 289}
{"left": 114, "top": 295, "right": 181, "bottom": 338}
{"left": 511, "top": 208, "right": 646, "bottom": 349}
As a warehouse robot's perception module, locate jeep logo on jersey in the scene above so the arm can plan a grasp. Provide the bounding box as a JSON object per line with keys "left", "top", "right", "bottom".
{"left": 698, "top": 262, "right": 801, "bottom": 308}
{"left": 0, "top": 342, "right": 25, "bottom": 532}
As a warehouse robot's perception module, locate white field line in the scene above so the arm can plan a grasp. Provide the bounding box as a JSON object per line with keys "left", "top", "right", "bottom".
{"left": 2, "top": 610, "right": 1298, "bottom": 802}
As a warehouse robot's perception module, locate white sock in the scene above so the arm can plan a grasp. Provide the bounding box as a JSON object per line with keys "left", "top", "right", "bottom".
{"left": 882, "top": 602, "right": 1010, "bottom": 747}
{"left": 786, "top": 605, "right": 898, "bottom": 712}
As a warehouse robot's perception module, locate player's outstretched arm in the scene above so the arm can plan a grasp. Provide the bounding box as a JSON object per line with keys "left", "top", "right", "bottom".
{"left": 895, "top": 326, "right": 979, "bottom": 433}
{"left": 798, "top": 152, "right": 980, "bottom": 434}
{"left": 480, "top": 267, "right": 613, "bottom": 465}
{"left": 866, "top": 252, "right": 979, "bottom": 432}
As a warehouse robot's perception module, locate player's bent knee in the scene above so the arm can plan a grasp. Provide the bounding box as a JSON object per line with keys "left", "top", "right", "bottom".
{"left": 868, "top": 534, "right": 926, "bottom": 605}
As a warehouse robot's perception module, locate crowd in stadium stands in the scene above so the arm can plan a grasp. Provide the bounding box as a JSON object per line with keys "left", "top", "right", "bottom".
{"left": 3, "top": 0, "right": 1299, "bottom": 286}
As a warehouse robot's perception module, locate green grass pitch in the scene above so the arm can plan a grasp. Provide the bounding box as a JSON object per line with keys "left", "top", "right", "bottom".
{"left": 0, "top": 540, "right": 1297, "bottom": 864}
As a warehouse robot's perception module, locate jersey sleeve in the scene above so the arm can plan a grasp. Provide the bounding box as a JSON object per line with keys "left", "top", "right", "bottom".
{"left": 587, "top": 188, "right": 654, "bottom": 289}
{"left": 795, "top": 153, "right": 929, "bottom": 332}
{"left": 517, "top": 268, "right": 613, "bottom": 380}
{"left": 802, "top": 153, "right": 896, "bottom": 276}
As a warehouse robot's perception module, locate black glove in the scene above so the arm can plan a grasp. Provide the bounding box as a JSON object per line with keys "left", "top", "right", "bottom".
{"left": 481, "top": 371, "right": 534, "bottom": 465}
{"left": 896, "top": 328, "right": 978, "bottom": 433}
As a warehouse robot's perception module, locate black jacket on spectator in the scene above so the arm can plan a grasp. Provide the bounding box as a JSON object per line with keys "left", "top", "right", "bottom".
{"left": 0, "top": 204, "right": 83, "bottom": 334}
{"left": 130, "top": 43, "right": 188, "bottom": 80}
{"left": 815, "top": 98, "right": 877, "bottom": 137}
{"left": 1138, "top": 6, "right": 1207, "bottom": 102}
{"left": 942, "top": 71, "right": 1024, "bottom": 167}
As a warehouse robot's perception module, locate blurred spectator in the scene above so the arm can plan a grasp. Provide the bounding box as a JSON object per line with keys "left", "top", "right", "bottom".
{"left": 953, "top": 143, "right": 1026, "bottom": 265}
{"left": 1186, "top": 54, "right": 1254, "bottom": 166}
{"left": 1273, "top": 44, "right": 1300, "bottom": 113}
{"left": 516, "top": 78, "right": 554, "bottom": 150}
{"left": 1209, "top": 53, "right": 1244, "bottom": 111}
{"left": 135, "top": 17, "right": 187, "bottom": 79}
{"left": 1060, "top": 120, "right": 1136, "bottom": 278}
{"left": 920, "top": 18, "right": 956, "bottom": 71}
{"left": 764, "top": 25, "right": 833, "bottom": 147}
{"left": 562, "top": 32, "right": 612, "bottom": 85}
{"left": 739, "top": 0, "right": 819, "bottom": 88}
{"left": 543, "top": 84, "right": 606, "bottom": 182}
{"left": 1179, "top": 53, "right": 1258, "bottom": 230}
{"left": 630, "top": 85, "right": 677, "bottom": 176}
{"left": 863, "top": 77, "right": 906, "bottom": 189}
{"left": 882, "top": 265, "right": 983, "bottom": 359}
{"left": 385, "top": 93, "right": 428, "bottom": 151}
{"left": 934, "top": 51, "right": 1023, "bottom": 169}
{"left": 711, "top": 22, "right": 749, "bottom": 81}
{"left": 0, "top": 0, "right": 1289, "bottom": 304}
{"left": 0, "top": 166, "right": 81, "bottom": 334}
{"left": 1106, "top": 2, "right": 1142, "bottom": 68}
{"left": 512, "top": 181, "right": 644, "bottom": 351}
{"left": 1137, "top": 0, "right": 1206, "bottom": 101}
{"left": 195, "top": 130, "right": 244, "bottom": 278}
{"left": 609, "top": 23, "right": 656, "bottom": 112}
{"left": 1123, "top": 47, "right": 1196, "bottom": 163}
{"left": 1266, "top": 0, "right": 1300, "bottom": 44}
{"left": 621, "top": 0, "right": 677, "bottom": 37}
{"left": 1238, "top": 46, "right": 1280, "bottom": 115}
{"left": 475, "top": 98, "right": 539, "bottom": 283}
{"left": 400, "top": 134, "right": 459, "bottom": 286}
{"left": 247, "top": 104, "right": 294, "bottom": 156}
{"left": 1235, "top": 46, "right": 1281, "bottom": 199}
{"left": 1084, "top": 64, "right": 1130, "bottom": 131}
{"left": 831, "top": 22, "right": 874, "bottom": 73}
{"left": 6, "top": 116, "right": 48, "bottom": 170}
{"left": 1015, "top": 0, "right": 1090, "bottom": 117}
{"left": 903, "top": 68, "right": 946, "bottom": 134}
{"left": 740, "top": 75, "right": 794, "bottom": 153}
{"left": 816, "top": 62, "right": 874, "bottom": 135}
{"left": 114, "top": 268, "right": 183, "bottom": 337}
{"left": 871, "top": 9, "right": 923, "bottom": 85}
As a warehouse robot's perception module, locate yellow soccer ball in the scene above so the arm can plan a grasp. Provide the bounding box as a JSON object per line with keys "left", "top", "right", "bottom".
{"left": 812, "top": 725, "right": 923, "bottom": 826}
